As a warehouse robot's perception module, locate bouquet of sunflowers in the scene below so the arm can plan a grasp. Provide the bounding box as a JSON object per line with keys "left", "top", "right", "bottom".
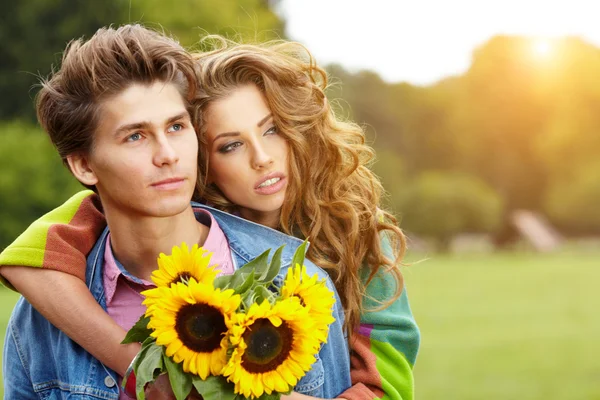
{"left": 122, "top": 241, "right": 335, "bottom": 400}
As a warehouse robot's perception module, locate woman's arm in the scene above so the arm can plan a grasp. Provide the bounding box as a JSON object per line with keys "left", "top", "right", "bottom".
{"left": 0, "top": 191, "right": 139, "bottom": 374}
{"left": 339, "top": 236, "right": 420, "bottom": 400}
{"left": 1, "top": 265, "right": 140, "bottom": 375}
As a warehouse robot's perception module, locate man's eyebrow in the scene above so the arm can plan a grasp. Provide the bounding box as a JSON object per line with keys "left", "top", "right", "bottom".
{"left": 114, "top": 121, "right": 150, "bottom": 138}
{"left": 114, "top": 111, "right": 190, "bottom": 138}
{"left": 166, "top": 112, "right": 190, "bottom": 125}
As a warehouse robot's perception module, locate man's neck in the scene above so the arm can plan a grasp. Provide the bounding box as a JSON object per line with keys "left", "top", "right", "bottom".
{"left": 105, "top": 205, "right": 208, "bottom": 281}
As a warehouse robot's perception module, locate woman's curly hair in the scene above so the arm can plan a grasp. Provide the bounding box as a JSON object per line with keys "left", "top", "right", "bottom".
{"left": 191, "top": 36, "right": 407, "bottom": 333}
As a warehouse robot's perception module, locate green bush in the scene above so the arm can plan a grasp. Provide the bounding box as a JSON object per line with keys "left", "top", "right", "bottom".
{"left": 0, "top": 121, "right": 82, "bottom": 250}
{"left": 398, "top": 171, "right": 503, "bottom": 250}
{"left": 544, "top": 162, "right": 600, "bottom": 233}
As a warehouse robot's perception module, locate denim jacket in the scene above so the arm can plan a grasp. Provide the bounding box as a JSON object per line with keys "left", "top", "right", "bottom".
{"left": 3, "top": 204, "right": 351, "bottom": 399}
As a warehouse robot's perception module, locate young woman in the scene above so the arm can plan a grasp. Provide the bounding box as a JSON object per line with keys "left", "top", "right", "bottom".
{"left": 1, "top": 37, "right": 419, "bottom": 399}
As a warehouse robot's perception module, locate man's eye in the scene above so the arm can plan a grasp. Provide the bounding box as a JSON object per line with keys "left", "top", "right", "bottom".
{"left": 127, "top": 133, "right": 142, "bottom": 142}
{"left": 168, "top": 123, "right": 184, "bottom": 132}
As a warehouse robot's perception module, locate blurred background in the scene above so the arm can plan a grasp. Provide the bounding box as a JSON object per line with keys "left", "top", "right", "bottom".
{"left": 0, "top": 0, "right": 598, "bottom": 399}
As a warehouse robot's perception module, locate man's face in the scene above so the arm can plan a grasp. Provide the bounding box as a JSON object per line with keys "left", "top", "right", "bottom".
{"left": 78, "top": 81, "right": 198, "bottom": 219}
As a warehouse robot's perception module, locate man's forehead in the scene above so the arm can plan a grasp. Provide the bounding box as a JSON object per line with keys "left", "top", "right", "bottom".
{"left": 99, "top": 82, "right": 189, "bottom": 128}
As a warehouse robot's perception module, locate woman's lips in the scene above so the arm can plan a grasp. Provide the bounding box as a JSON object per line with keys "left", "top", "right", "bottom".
{"left": 255, "top": 174, "right": 286, "bottom": 195}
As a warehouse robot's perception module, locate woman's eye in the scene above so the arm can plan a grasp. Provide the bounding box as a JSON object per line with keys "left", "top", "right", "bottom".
{"left": 219, "top": 142, "right": 243, "bottom": 153}
{"left": 127, "top": 132, "right": 142, "bottom": 142}
{"left": 265, "top": 126, "right": 278, "bottom": 135}
{"left": 168, "top": 123, "right": 184, "bottom": 133}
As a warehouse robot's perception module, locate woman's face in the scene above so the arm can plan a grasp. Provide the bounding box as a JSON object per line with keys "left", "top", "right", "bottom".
{"left": 204, "top": 84, "right": 289, "bottom": 228}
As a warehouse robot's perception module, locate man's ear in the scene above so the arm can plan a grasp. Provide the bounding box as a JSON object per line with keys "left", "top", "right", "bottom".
{"left": 67, "top": 153, "right": 98, "bottom": 186}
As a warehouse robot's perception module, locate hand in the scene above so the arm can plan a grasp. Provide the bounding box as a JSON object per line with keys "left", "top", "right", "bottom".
{"left": 143, "top": 373, "right": 203, "bottom": 400}
{"left": 144, "top": 374, "right": 175, "bottom": 400}
{"left": 281, "top": 392, "right": 344, "bottom": 400}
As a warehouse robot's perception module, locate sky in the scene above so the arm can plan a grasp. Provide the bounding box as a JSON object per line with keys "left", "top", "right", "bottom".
{"left": 276, "top": 0, "right": 600, "bottom": 85}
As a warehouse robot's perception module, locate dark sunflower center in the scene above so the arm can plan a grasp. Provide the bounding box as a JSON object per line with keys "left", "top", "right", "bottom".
{"left": 175, "top": 303, "right": 226, "bottom": 353}
{"left": 294, "top": 294, "right": 306, "bottom": 307}
{"left": 171, "top": 272, "right": 193, "bottom": 285}
{"left": 241, "top": 318, "right": 293, "bottom": 373}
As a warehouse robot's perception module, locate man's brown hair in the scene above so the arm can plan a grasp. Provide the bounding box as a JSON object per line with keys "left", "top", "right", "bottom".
{"left": 37, "top": 24, "right": 197, "bottom": 169}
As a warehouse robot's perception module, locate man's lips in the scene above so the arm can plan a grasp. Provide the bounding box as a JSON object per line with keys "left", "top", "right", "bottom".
{"left": 151, "top": 177, "right": 185, "bottom": 189}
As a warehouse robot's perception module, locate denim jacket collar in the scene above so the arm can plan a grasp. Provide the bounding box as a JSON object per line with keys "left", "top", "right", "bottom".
{"left": 191, "top": 202, "right": 307, "bottom": 266}
{"left": 85, "top": 204, "right": 308, "bottom": 304}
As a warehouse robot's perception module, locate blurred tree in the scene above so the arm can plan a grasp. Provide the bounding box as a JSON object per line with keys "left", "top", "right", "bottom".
{"left": 393, "top": 79, "right": 462, "bottom": 174}
{"left": 0, "top": 0, "right": 130, "bottom": 121}
{"left": 371, "top": 149, "right": 407, "bottom": 217}
{"left": 398, "top": 172, "right": 503, "bottom": 251}
{"left": 536, "top": 38, "right": 600, "bottom": 184}
{"left": 0, "top": 122, "right": 83, "bottom": 250}
{"left": 327, "top": 35, "right": 600, "bottom": 237}
{"left": 128, "top": 0, "right": 284, "bottom": 47}
{"left": 0, "top": 0, "right": 285, "bottom": 121}
{"left": 455, "top": 36, "right": 551, "bottom": 212}
{"left": 544, "top": 161, "right": 600, "bottom": 234}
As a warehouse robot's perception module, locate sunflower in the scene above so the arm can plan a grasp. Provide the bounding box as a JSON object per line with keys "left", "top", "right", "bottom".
{"left": 150, "top": 243, "right": 218, "bottom": 288}
{"left": 222, "top": 299, "right": 322, "bottom": 398}
{"left": 280, "top": 264, "right": 336, "bottom": 344}
{"left": 142, "top": 279, "right": 241, "bottom": 379}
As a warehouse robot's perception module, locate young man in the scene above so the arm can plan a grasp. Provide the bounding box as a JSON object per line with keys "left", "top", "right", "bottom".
{"left": 2, "top": 25, "right": 350, "bottom": 399}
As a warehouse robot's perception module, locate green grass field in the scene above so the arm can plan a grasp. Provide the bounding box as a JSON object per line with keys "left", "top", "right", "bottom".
{"left": 1, "top": 251, "right": 598, "bottom": 399}
{"left": 1, "top": 288, "right": 20, "bottom": 397}
{"left": 406, "top": 250, "right": 600, "bottom": 400}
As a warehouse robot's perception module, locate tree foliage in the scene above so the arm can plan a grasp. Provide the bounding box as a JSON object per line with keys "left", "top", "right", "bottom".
{"left": 397, "top": 172, "right": 503, "bottom": 250}
{"left": 0, "top": 122, "right": 83, "bottom": 249}
{"left": 0, "top": 0, "right": 284, "bottom": 121}
{"left": 328, "top": 35, "right": 600, "bottom": 237}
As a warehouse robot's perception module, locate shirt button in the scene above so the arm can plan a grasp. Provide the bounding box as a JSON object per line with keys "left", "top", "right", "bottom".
{"left": 104, "top": 375, "right": 116, "bottom": 388}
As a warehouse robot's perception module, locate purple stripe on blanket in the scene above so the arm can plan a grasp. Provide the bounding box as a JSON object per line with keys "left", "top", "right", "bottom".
{"left": 357, "top": 323, "right": 374, "bottom": 337}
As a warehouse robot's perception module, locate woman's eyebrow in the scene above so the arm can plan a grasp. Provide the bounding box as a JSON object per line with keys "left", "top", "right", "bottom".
{"left": 257, "top": 113, "right": 273, "bottom": 127}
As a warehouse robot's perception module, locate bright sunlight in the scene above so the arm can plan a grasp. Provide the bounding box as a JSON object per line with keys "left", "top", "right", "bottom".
{"left": 532, "top": 38, "right": 554, "bottom": 58}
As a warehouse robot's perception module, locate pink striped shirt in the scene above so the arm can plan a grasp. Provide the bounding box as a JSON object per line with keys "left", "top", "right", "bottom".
{"left": 102, "top": 209, "right": 234, "bottom": 398}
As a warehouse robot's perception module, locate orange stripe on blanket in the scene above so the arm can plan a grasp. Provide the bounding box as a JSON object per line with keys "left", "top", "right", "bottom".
{"left": 43, "top": 194, "right": 106, "bottom": 282}
{"left": 339, "top": 332, "right": 384, "bottom": 400}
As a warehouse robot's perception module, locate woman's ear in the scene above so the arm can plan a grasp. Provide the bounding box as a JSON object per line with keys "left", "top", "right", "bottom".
{"left": 67, "top": 153, "right": 98, "bottom": 186}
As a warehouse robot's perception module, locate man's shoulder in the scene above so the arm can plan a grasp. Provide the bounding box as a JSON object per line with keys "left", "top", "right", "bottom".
{"left": 191, "top": 203, "right": 305, "bottom": 264}
{"left": 190, "top": 204, "right": 336, "bottom": 289}
{"left": 8, "top": 296, "right": 56, "bottom": 345}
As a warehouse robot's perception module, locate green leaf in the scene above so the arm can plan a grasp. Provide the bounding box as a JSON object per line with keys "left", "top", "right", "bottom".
{"left": 254, "top": 392, "right": 282, "bottom": 400}
{"left": 235, "top": 249, "right": 271, "bottom": 281}
{"left": 213, "top": 274, "right": 232, "bottom": 290}
{"left": 262, "top": 245, "right": 284, "bottom": 283}
{"left": 242, "top": 289, "right": 258, "bottom": 310}
{"left": 291, "top": 240, "right": 308, "bottom": 269}
{"left": 162, "top": 354, "right": 193, "bottom": 400}
{"left": 122, "top": 315, "right": 152, "bottom": 344}
{"left": 192, "top": 375, "right": 237, "bottom": 400}
{"left": 253, "top": 285, "right": 274, "bottom": 305}
{"left": 135, "top": 339, "right": 164, "bottom": 399}
{"left": 234, "top": 270, "right": 256, "bottom": 295}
